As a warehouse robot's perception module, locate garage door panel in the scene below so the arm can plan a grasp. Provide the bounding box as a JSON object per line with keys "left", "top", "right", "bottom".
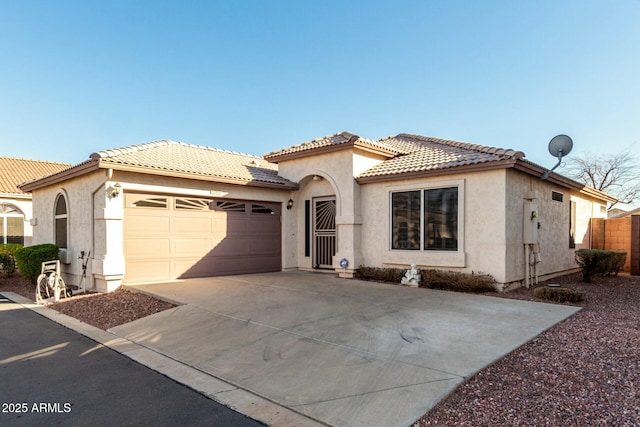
{"left": 250, "top": 237, "right": 281, "bottom": 253}
{"left": 125, "top": 216, "right": 171, "bottom": 233}
{"left": 124, "top": 195, "right": 281, "bottom": 284}
{"left": 174, "top": 237, "right": 214, "bottom": 255}
{"left": 126, "top": 238, "right": 172, "bottom": 257}
{"left": 174, "top": 217, "right": 212, "bottom": 233}
{"left": 125, "top": 260, "right": 172, "bottom": 282}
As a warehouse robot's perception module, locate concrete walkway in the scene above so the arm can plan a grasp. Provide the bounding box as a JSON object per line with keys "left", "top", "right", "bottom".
{"left": 106, "top": 271, "right": 581, "bottom": 427}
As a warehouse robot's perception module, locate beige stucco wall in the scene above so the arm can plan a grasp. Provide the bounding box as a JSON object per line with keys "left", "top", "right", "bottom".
{"left": 30, "top": 169, "right": 115, "bottom": 290}
{"left": 275, "top": 148, "right": 385, "bottom": 275}
{"left": 504, "top": 170, "right": 607, "bottom": 285}
{"left": 360, "top": 169, "right": 509, "bottom": 282}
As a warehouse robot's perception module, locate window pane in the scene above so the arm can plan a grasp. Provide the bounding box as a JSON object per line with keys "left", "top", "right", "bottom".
{"left": 424, "top": 187, "right": 458, "bottom": 251}
{"left": 55, "top": 196, "right": 67, "bottom": 215}
{"left": 391, "top": 191, "right": 421, "bottom": 250}
{"left": 7, "top": 217, "right": 24, "bottom": 245}
{"left": 55, "top": 218, "right": 67, "bottom": 248}
{"left": 131, "top": 197, "right": 168, "bottom": 208}
{"left": 176, "top": 198, "right": 210, "bottom": 210}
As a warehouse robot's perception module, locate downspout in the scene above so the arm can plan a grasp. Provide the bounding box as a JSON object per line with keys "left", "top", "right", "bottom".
{"left": 90, "top": 168, "right": 113, "bottom": 288}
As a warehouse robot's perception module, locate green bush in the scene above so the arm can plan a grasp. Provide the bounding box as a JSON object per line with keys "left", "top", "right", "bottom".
{"left": 422, "top": 269, "right": 496, "bottom": 293}
{"left": 575, "top": 249, "right": 627, "bottom": 282}
{"left": 0, "top": 243, "right": 23, "bottom": 255}
{"left": 534, "top": 286, "right": 584, "bottom": 303}
{"left": 355, "top": 266, "right": 407, "bottom": 283}
{"left": 14, "top": 244, "right": 59, "bottom": 285}
{"left": 355, "top": 265, "right": 496, "bottom": 293}
{"left": 0, "top": 253, "right": 16, "bottom": 277}
{"left": 0, "top": 244, "right": 22, "bottom": 277}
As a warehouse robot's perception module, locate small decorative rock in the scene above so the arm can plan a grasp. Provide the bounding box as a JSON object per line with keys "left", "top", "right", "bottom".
{"left": 401, "top": 263, "right": 421, "bottom": 287}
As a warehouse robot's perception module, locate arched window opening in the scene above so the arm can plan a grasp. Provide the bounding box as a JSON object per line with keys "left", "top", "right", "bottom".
{"left": 54, "top": 195, "right": 68, "bottom": 248}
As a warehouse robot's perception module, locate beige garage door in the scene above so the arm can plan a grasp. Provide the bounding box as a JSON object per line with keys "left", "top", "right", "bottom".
{"left": 123, "top": 193, "right": 281, "bottom": 284}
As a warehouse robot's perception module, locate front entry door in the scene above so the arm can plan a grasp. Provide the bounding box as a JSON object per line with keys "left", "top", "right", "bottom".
{"left": 313, "top": 197, "right": 336, "bottom": 269}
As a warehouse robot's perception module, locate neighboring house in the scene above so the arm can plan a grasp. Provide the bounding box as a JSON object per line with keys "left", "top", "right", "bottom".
{"left": 0, "top": 157, "right": 72, "bottom": 246}
{"left": 19, "top": 132, "right": 616, "bottom": 292}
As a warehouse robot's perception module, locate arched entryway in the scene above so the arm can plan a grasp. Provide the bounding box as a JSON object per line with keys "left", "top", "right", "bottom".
{"left": 0, "top": 203, "right": 25, "bottom": 245}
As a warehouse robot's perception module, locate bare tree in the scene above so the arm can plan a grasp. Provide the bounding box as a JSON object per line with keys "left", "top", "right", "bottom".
{"left": 565, "top": 150, "right": 640, "bottom": 209}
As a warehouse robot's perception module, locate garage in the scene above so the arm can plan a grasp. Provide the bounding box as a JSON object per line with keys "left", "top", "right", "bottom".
{"left": 123, "top": 193, "right": 281, "bottom": 284}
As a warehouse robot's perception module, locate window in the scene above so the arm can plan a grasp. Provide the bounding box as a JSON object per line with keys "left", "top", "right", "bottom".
{"left": 175, "top": 198, "right": 211, "bottom": 210}
{"left": 552, "top": 191, "right": 563, "bottom": 202}
{"left": 213, "top": 201, "right": 246, "bottom": 212}
{"left": 252, "top": 204, "right": 276, "bottom": 214}
{"left": 569, "top": 201, "right": 576, "bottom": 248}
{"left": 391, "top": 187, "right": 459, "bottom": 251}
{"left": 129, "top": 197, "right": 168, "bottom": 209}
{"left": 54, "top": 194, "right": 68, "bottom": 248}
{"left": 391, "top": 191, "right": 420, "bottom": 249}
{"left": 0, "top": 203, "right": 25, "bottom": 245}
{"left": 424, "top": 187, "right": 458, "bottom": 251}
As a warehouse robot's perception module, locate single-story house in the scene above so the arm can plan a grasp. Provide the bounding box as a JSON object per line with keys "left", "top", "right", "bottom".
{"left": 19, "top": 132, "right": 616, "bottom": 292}
{"left": 0, "top": 157, "right": 72, "bottom": 246}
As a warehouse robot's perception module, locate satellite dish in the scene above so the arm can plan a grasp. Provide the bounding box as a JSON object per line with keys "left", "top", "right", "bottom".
{"left": 542, "top": 134, "right": 573, "bottom": 180}
{"left": 548, "top": 134, "right": 573, "bottom": 158}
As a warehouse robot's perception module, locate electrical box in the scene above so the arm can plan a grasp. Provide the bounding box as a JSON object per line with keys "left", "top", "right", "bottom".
{"left": 523, "top": 201, "right": 539, "bottom": 244}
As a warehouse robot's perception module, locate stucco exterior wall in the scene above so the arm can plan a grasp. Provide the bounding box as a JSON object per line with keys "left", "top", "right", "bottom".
{"left": 360, "top": 169, "right": 509, "bottom": 282}
{"left": 504, "top": 170, "right": 607, "bottom": 285}
{"left": 276, "top": 149, "right": 372, "bottom": 275}
{"left": 30, "top": 169, "right": 115, "bottom": 290}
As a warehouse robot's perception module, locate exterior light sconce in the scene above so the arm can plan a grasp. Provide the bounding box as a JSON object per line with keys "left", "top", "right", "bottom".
{"left": 286, "top": 198, "right": 294, "bottom": 210}
{"left": 313, "top": 175, "right": 322, "bottom": 181}
{"left": 107, "top": 183, "right": 121, "bottom": 199}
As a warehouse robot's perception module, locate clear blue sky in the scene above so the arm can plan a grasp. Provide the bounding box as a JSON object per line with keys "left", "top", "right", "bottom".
{"left": 1, "top": 0, "right": 639, "bottom": 168}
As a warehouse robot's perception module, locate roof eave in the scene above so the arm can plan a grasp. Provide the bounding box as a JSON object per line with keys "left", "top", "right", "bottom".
{"left": 0, "top": 192, "right": 31, "bottom": 199}
{"left": 265, "top": 140, "right": 398, "bottom": 164}
{"left": 105, "top": 162, "right": 299, "bottom": 190}
{"left": 356, "top": 159, "right": 518, "bottom": 184}
{"left": 512, "top": 160, "right": 617, "bottom": 203}
{"left": 18, "top": 160, "right": 101, "bottom": 192}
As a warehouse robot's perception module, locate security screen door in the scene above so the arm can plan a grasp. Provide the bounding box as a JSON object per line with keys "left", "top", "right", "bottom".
{"left": 313, "top": 197, "right": 336, "bottom": 269}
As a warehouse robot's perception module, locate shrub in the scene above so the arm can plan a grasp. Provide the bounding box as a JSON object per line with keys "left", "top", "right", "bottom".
{"left": 355, "top": 265, "right": 497, "bottom": 293}
{"left": 355, "top": 266, "right": 407, "bottom": 283}
{"left": 14, "top": 244, "right": 59, "bottom": 285}
{"left": 0, "top": 253, "right": 16, "bottom": 277}
{"left": 0, "top": 244, "right": 22, "bottom": 277}
{"left": 575, "top": 249, "right": 627, "bottom": 282}
{"left": 422, "top": 269, "right": 496, "bottom": 293}
{"left": 534, "top": 286, "right": 584, "bottom": 303}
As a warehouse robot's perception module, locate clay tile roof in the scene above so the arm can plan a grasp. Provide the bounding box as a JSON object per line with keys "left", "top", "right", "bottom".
{"left": 357, "top": 133, "right": 525, "bottom": 179}
{"left": 264, "top": 131, "right": 403, "bottom": 160}
{"left": 0, "top": 157, "right": 73, "bottom": 195}
{"left": 91, "top": 140, "right": 296, "bottom": 187}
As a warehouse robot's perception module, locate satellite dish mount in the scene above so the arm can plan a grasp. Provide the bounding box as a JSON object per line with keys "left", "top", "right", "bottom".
{"left": 541, "top": 134, "right": 573, "bottom": 180}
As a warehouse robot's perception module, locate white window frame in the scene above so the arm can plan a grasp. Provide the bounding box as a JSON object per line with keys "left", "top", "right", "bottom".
{"left": 0, "top": 203, "right": 25, "bottom": 245}
{"left": 385, "top": 179, "right": 466, "bottom": 267}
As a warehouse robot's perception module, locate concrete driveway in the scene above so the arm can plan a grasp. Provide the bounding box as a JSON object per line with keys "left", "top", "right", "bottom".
{"left": 111, "top": 271, "right": 580, "bottom": 427}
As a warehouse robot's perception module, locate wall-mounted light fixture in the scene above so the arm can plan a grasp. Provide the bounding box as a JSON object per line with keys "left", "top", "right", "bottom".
{"left": 107, "top": 183, "right": 121, "bottom": 199}
{"left": 313, "top": 175, "right": 323, "bottom": 181}
{"left": 286, "top": 198, "right": 294, "bottom": 210}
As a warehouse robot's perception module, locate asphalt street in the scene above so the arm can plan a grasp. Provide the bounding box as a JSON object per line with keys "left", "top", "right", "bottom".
{"left": 0, "top": 294, "right": 265, "bottom": 427}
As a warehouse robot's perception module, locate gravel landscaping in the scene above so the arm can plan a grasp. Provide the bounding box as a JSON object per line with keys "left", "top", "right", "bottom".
{"left": 414, "top": 273, "right": 639, "bottom": 427}
{"left": 2, "top": 271, "right": 638, "bottom": 426}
